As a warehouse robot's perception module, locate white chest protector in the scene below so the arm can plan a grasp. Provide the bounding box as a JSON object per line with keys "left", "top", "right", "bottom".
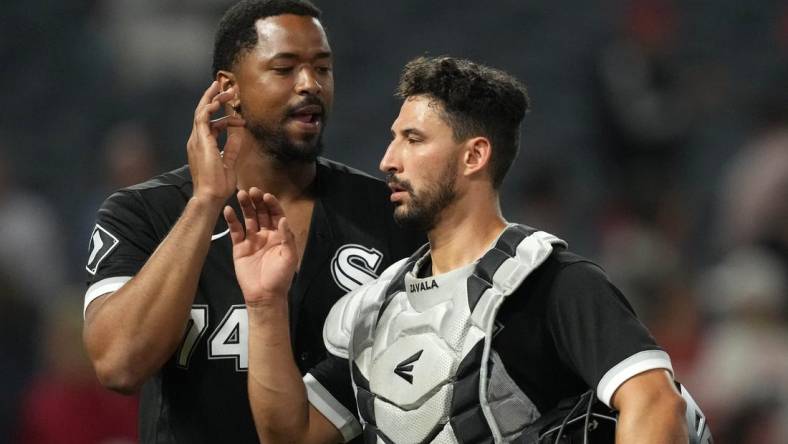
{"left": 325, "top": 225, "right": 566, "bottom": 443}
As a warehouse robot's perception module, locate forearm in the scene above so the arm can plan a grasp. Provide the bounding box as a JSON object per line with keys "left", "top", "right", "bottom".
{"left": 247, "top": 300, "right": 311, "bottom": 443}
{"left": 615, "top": 390, "right": 687, "bottom": 443}
{"left": 84, "top": 196, "right": 223, "bottom": 392}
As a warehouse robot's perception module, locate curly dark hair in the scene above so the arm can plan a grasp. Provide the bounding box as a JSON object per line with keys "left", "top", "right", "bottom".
{"left": 397, "top": 56, "right": 530, "bottom": 189}
{"left": 212, "top": 0, "right": 321, "bottom": 77}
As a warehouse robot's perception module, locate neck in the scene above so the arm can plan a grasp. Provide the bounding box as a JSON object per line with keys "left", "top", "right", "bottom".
{"left": 235, "top": 136, "right": 317, "bottom": 201}
{"left": 427, "top": 192, "right": 506, "bottom": 275}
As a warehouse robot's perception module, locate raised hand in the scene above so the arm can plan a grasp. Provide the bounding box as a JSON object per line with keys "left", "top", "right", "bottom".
{"left": 224, "top": 188, "right": 298, "bottom": 306}
{"left": 187, "top": 81, "right": 246, "bottom": 206}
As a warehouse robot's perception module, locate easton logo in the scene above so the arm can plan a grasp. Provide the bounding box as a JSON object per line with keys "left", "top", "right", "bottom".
{"left": 394, "top": 350, "right": 423, "bottom": 384}
{"left": 409, "top": 279, "right": 439, "bottom": 293}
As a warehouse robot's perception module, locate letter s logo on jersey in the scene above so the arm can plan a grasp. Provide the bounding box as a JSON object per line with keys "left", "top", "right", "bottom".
{"left": 330, "top": 244, "right": 383, "bottom": 291}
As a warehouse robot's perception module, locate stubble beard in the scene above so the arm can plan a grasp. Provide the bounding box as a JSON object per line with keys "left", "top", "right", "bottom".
{"left": 392, "top": 164, "right": 458, "bottom": 232}
{"left": 246, "top": 118, "right": 325, "bottom": 164}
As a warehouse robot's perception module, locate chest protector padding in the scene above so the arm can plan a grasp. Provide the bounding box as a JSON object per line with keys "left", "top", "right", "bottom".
{"left": 349, "top": 226, "right": 567, "bottom": 443}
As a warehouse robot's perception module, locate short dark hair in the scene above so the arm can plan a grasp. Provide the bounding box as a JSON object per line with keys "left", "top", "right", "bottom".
{"left": 397, "top": 56, "right": 530, "bottom": 189}
{"left": 212, "top": 0, "right": 321, "bottom": 77}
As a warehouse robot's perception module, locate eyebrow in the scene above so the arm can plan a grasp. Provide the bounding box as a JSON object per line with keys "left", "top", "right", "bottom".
{"left": 391, "top": 128, "right": 426, "bottom": 138}
{"left": 269, "top": 51, "right": 333, "bottom": 62}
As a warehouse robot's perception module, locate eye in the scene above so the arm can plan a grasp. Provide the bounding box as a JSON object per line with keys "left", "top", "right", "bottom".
{"left": 407, "top": 137, "right": 421, "bottom": 144}
{"left": 316, "top": 66, "right": 332, "bottom": 74}
{"left": 272, "top": 67, "right": 294, "bottom": 75}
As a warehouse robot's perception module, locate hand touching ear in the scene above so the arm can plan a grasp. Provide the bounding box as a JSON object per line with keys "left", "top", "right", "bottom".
{"left": 187, "top": 81, "right": 246, "bottom": 206}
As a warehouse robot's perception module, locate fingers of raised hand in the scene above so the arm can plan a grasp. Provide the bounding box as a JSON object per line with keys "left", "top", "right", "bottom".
{"left": 279, "top": 216, "right": 296, "bottom": 248}
{"left": 236, "top": 189, "right": 289, "bottom": 240}
{"left": 263, "top": 193, "right": 286, "bottom": 227}
{"left": 195, "top": 84, "right": 237, "bottom": 128}
{"left": 237, "top": 189, "right": 260, "bottom": 234}
{"left": 277, "top": 217, "right": 298, "bottom": 265}
{"left": 197, "top": 81, "right": 221, "bottom": 108}
{"left": 221, "top": 128, "right": 244, "bottom": 170}
{"left": 223, "top": 205, "right": 244, "bottom": 245}
{"left": 249, "top": 188, "right": 272, "bottom": 230}
{"left": 209, "top": 115, "right": 245, "bottom": 137}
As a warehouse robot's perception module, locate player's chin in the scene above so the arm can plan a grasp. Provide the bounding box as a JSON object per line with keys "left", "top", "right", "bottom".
{"left": 289, "top": 127, "right": 323, "bottom": 144}
{"left": 284, "top": 136, "right": 323, "bottom": 161}
{"left": 392, "top": 205, "right": 416, "bottom": 226}
{"left": 392, "top": 202, "right": 408, "bottom": 214}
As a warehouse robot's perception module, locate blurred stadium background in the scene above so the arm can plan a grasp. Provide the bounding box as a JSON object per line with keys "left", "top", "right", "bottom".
{"left": 1, "top": 0, "right": 787, "bottom": 442}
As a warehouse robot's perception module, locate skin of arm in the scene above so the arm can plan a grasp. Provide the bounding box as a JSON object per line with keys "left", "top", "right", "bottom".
{"left": 225, "top": 189, "right": 342, "bottom": 444}
{"left": 611, "top": 368, "right": 688, "bottom": 443}
{"left": 83, "top": 82, "right": 245, "bottom": 394}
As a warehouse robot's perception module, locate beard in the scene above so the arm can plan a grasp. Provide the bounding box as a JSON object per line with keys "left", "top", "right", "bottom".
{"left": 245, "top": 97, "right": 327, "bottom": 163}
{"left": 389, "top": 164, "right": 458, "bottom": 232}
{"left": 247, "top": 121, "right": 324, "bottom": 163}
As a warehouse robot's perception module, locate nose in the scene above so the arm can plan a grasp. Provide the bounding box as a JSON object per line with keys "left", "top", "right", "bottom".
{"left": 295, "top": 67, "right": 322, "bottom": 96}
{"left": 379, "top": 140, "right": 401, "bottom": 175}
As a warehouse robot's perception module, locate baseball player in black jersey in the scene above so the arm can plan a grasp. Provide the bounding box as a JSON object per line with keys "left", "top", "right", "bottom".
{"left": 227, "top": 56, "right": 709, "bottom": 443}
{"left": 82, "top": 1, "right": 422, "bottom": 442}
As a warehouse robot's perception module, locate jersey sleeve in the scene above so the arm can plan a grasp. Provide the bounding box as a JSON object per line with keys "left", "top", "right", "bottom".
{"left": 83, "top": 190, "right": 159, "bottom": 316}
{"left": 305, "top": 355, "right": 361, "bottom": 442}
{"left": 546, "top": 261, "right": 673, "bottom": 407}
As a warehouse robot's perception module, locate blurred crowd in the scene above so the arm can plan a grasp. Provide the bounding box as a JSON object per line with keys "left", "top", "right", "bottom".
{"left": 1, "top": 0, "right": 786, "bottom": 443}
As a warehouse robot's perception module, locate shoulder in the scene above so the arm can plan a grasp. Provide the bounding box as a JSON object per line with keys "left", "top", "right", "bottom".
{"left": 317, "top": 157, "right": 389, "bottom": 197}
{"left": 543, "top": 249, "right": 634, "bottom": 312}
{"left": 325, "top": 255, "right": 410, "bottom": 327}
{"left": 504, "top": 248, "right": 636, "bottom": 330}
{"left": 550, "top": 250, "right": 608, "bottom": 290}
{"left": 317, "top": 157, "right": 380, "bottom": 182}
{"left": 323, "top": 257, "right": 410, "bottom": 358}
{"left": 519, "top": 248, "right": 608, "bottom": 298}
{"left": 98, "top": 165, "right": 192, "bottom": 215}
{"left": 122, "top": 164, "right": 192, "bottom": 195}
{"left": 506, "top": 245, "right": 604, "bottom": 297}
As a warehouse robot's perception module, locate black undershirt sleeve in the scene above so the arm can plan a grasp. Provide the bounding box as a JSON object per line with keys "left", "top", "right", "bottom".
{"left": 307, "top": 354, "right": 359, "bottom": 423}
{"left": 546, "top": 261, "right": 662, "bottom": 390}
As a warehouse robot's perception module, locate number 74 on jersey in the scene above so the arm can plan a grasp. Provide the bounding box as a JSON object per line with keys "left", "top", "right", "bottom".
{"left": 177, "top": 304, "right": 250, "bottom": 371}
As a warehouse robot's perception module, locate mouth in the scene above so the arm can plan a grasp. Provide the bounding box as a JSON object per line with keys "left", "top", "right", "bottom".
{"left": 388, "top": 183, "right": 406, "bottom": 193}
{"left": 387, "top": 180, "right": 410, "bottom": 203}
{"left": 288, "top": 104, "right": 323, "bottom": 130}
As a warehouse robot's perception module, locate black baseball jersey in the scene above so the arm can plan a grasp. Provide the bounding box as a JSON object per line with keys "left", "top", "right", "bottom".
{"left": 84, "top": 157, "right": 424, "bottom": 443}
{"left": 307, "top": 247, "right": 671, "bottom": 440}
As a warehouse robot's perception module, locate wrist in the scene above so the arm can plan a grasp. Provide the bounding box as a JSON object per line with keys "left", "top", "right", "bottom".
{"left": 188, "top": 195, "right": 226, "bottom": 215}
{"left": 246, "top": 298, "right": 289, "bottom": 323}
{"left": 246, "top": 297, "right": 288, "bottom": 313}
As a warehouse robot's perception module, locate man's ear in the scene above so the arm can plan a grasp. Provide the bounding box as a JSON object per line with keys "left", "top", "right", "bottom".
{"left": 216, "top": 70, "right": 241, "bottom": 114}
{"left": 463, "top": 136, "right": 492, "bottom": 178}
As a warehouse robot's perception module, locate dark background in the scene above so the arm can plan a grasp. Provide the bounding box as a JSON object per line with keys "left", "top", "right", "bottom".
{"left": 1, "top": 0, "right": 786, "bottom": 442}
